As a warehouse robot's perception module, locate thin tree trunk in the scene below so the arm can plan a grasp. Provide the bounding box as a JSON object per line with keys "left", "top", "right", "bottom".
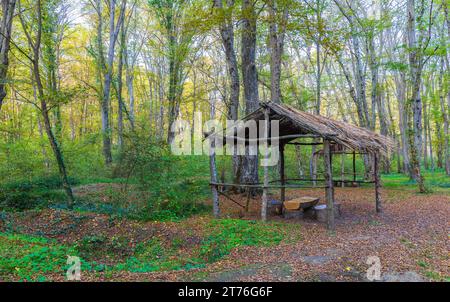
{"left": 440, "top": 58, "right": 450, "bottom": 175}
{"left": 117, "top": 23, "right": 125, "bottom": 150}
{"left": 269, "top": 0, "right": 288, "bottom": 103}
{"left": 101, "top": 0, "right": 127, "bottom": 165}
{"left": 209, "top": 98, "right": 220, "bottom": 218}
{"left": 423, "top": 92, "right": 428, "bottom": 170}
{"left": 294, "top": 144, "right": 304, "bottom": 177}
{"left": 0, "top": 0, "right": 16, "bottom": 112}
{"left": 323, "top": 139, "right": 335, "bottom": 231}
{"left": 19, "top": 0, "right": 75, "bottom": 206}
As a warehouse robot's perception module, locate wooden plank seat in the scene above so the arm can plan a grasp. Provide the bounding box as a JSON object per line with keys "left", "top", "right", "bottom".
{"left": 283, "top": 197, "right": 320, "bottom": 211}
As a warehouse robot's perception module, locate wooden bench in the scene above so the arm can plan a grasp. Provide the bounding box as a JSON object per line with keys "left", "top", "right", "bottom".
{"left": 284, "top": 197, "right": 320, "bottom": 211}
{"left": 283, "top": 197, "right": 320, "bottom": 219}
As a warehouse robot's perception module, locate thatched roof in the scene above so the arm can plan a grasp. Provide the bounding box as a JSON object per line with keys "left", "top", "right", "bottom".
{"left": 233, "top": 102, "right": 394, "bottom": 155}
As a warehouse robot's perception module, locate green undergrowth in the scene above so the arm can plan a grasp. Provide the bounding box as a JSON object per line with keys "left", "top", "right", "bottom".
{"left": 381, "top": 170, "right": 450, "bottom": 192}
{"left": 0, "top": 175, "right": 79, "bottom": 211}
{"left": 0, "top": 233, "right": 77, "bottom": 281}
{"left": 0, "top": 219, "right": 301, "bottom": 281}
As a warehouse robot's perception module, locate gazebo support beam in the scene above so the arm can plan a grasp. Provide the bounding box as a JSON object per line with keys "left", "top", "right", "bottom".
{"left": 374, "top": 152, "right": 382, "bottom": 213}
{"left": 341, "top": 151, "right": 345, "bottom": 188}
{"left": 280, "top": 143, "right": 286, "bottom": 203}
{"left": 209, "top": 138, "right": 220, "bottom": 218}
{"left": 261, "top": 108, "right": 270, "bottom": 222}
{"left": 323, "top": 139, "right": 335, "bottom": 231}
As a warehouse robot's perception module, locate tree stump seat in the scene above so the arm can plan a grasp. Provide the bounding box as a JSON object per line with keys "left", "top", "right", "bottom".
{"left": 283, "top": 197, "right": 320, "bottom": 211}
{"left": 283, "top": 197, "right": 320, "bottom": 219}
{"left": 314, "top": 204, "right": 341, "bottom": 222}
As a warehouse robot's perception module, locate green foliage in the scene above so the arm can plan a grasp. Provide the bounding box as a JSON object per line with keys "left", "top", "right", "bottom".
{"left": 112, "top": 137, "right": 212, "bottom": 221}
{"left": 136, "top": 178, "right": 211, "bottom": 221}
{"left": 424, "top": 270, "right": 448, "bottom": 281}
{"left": 112, "top": 219, "right": 296, "bottom": 273}
{"left": 113, "top": 237, "right": 202, "bottom": 273}
{"left": 381, "top": 170, "right": 450, "bottom": 191}
{"left": 118, "top": 239, "right": 170, "bottom": 272}
{"left": 75, "top": 234, "right": 133, "bottom": 261}
{"left": 1, "top": 175, "right": 79, "bottom": 192}
{"left": 0, "top": 190, "right": 66, "bottom": 211}
{"left": 198, "top": 219, "right": 290, "bottom": 262}
{"left": 76, "top": 235, "right": 108, "bottom": 257}
{"left": 384, "top": 61, "right": 408, "bottom": 72}
{"left": 0, "top": 216, "right": 301, "bottom": 279}
{"left": 62, "top": 134, "right": 107, "bottom": 179}
{"left": 0, "top": 175, "right": 77, "bottom": 211}
{"left": 0, "top": 139, "right": 50, "bottom": 184}
{"left": 0, "top": 233, "right": 77, "bottom": 281}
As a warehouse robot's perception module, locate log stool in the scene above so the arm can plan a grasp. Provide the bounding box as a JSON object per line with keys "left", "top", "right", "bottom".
{"left": 283, "top": 197, "right": 320, "bottom": 219}
{"left": 314, "top": 203, "right": 341, "bottom": 223}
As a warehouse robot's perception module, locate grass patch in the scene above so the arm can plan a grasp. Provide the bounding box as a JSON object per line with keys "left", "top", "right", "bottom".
{"left": 0, "top": 233, "right": 78, "bottom": 281}
{"left": 112, "top": 219, "right": 300, "bottom": 273}
{"left": 113, "top": 238, "right": 201, "bottom": 272}
{"left": 0, "top": 218, "right": 302, "bottom": 280}
{"left": 417, "top": 260, "right": 429, "bottom": 268}
{"left": 399, "top": 237, "right": 416, "bottom": 249}
{"left": 424, "top": 270, "right": 447, "bottom": 281}
{"left": 198, "top": 219, "right": 300, "bottom": 262}
{"left": 381, "top": 170, "right": 450, "bottom": 191}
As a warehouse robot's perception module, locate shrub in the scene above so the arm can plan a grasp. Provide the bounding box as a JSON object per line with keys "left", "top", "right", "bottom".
{"left": 0, "top": 175, "right": 77, "bottom": 211}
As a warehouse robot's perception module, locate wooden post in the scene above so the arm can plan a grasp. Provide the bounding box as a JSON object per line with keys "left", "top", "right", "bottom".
{"left": 209, "top": 137, "right": 220, "bottom": 218}
{"left": 261, "top": 108, "right": 270, "bottom": 222}
{"left": 209, "top": 100, "right": 220, "bottom": 218}
{"left": 341, "top": 151, "right": 345, "bottom": 188}
{"left": 323, "top": 139, "right": 335, "bottom": 231}
{"left": 352, "top": 150, "right": 356, "bottom": 183}
{"left": 280, "top": 143, "right": 286, "bottom": 203}
{"left": 245, "top": 190, "right": 251, "bottom": 213}
{"left": 374, "top": 152, "right": 382, "bottom": 213}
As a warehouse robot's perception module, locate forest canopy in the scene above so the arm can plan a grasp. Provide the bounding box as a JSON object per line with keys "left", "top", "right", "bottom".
{"left": 0, "top": 0, "right": 449, "bottom": 199}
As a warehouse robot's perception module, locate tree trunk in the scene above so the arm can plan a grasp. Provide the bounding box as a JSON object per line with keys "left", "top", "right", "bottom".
{"left": 101, "top": 0, "right": 127, "bottom": 165}
{"left": 269, "top": 0, "right": 288, "bottom": 103}
{"left": 240, "top": 0, "right": 259, "bottom": 189}
{"left": 378, "top": 88, "right": 390, "bottom": 173}
{"left": 166, "top": 21, "right": 183, "bottom": 146}
{"left": 209, "top": 98, "right": 220, "bottom": 218}
{"left": 20, "top": 0, "right": 75, "bottom": 207}
{"left": 374, "top": 153, "right": 382, "bottom": 213}
{"left": 395, "top": 73, "right": 411, "bottom": 175}
{"left": 0, "top": 0, "right": 16, "bottom": 111}
{"left": 407, "top": 0, "right": 425, "bottom": 192}
{"left": 261, "top": 108, "right": 270, "bottom": 221}
{"left": 440, "top": 58, "right": 450, "bottom": 175}
{"left": 117, "top": 24, "right": 125, "bottom": 150}
{"left": 294, "top": 144, "right": 304, "bottom": 177}
{"left": 311, "top": 0, "right": 322, "bottom": 186}
{"left": 213, "top": 0, "right": 241, "bottom": 183}
{"left": 423, "top": 94, "right": 428, "bottom": 170}
{"left": 323, "top": 139, "right": 335, "bottom": 231}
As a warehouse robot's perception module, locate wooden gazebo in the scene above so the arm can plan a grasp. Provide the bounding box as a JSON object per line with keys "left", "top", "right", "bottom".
{"left": 207, "top": 102, "right": 394, "bottom": 230}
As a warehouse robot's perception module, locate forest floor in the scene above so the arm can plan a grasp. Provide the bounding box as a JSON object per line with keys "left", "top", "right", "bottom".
{"left": 0, "top": 185, "right": 449, "bottom": 282}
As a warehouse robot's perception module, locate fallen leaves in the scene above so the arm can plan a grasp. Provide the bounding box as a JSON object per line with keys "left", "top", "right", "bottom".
{"left": 1, "top": 187, "right": 449, "bottom": 281}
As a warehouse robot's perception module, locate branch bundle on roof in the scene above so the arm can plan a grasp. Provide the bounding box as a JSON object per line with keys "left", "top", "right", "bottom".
{"left": 206, "top": 102, "right": 395, "bottom": 156}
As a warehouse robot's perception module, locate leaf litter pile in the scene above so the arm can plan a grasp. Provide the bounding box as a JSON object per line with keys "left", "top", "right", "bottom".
{"left": 0, "top": 187, "right": 448, "bottom": 282}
